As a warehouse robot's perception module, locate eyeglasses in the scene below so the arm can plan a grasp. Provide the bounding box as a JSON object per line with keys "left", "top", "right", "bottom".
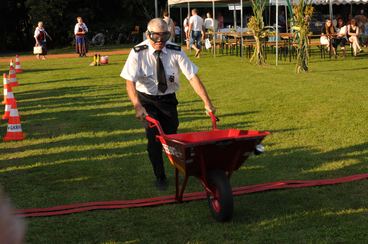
{"left": 147, "top": 31, "right": 171, "bottom": 43}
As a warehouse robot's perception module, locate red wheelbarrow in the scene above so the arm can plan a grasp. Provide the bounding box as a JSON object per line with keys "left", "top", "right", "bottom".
{"left": 146, "top": 112, "right": 270, "bottom": 221}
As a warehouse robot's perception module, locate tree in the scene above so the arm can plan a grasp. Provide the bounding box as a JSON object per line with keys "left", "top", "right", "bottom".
{"left": 0, "top": 0, "right": 31, "bottom": 51}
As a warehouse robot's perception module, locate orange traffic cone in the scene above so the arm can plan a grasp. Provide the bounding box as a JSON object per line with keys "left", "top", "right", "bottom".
{"left": 2, "top": 73, "right": 9, "bottom": 104}
{"left": 3, "top": 100, "right": 24, "bottom": 141}
{"left": 15, "top": 55, "right": 23, "bottom": 73}
{"left": 8, "top": 61, "right": 19, "bottom": 87}
{"left": 2, "top": 74, "right": 15, "bottom": 103}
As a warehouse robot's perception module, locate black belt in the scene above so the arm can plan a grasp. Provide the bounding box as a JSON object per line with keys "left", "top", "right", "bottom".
{"left": 137, "top": 91, "right": 176, "bottom": 100}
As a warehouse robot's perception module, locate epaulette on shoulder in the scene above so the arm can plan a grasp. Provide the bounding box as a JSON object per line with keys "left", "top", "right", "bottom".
{"left": 166, "top": 44, "right": 181, "bottom": 51}
{"left": 133, "top": 45, "right": 148, "bottom": 53}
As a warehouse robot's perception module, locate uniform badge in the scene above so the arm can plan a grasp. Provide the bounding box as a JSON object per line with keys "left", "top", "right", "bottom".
{"left": 169, "top": 75, "right": 175, "bottom": 83}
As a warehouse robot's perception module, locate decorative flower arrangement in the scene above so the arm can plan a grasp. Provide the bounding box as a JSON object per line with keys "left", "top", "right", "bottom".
{"left": 248, "top": 0, "right": 266, "bottom": 65}
{"left": 292, "top": 0, "right": 314, "bottom": 73}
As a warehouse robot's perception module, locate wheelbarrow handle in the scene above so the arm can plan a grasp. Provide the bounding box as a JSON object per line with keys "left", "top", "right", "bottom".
{"left": 146, "top": 112, "right": 218, "bottom": 134}
{"left": 145, "top": 115, "right": 165, "bottom": 135}
{"left": 208, "top": 111, "right": 219, "bottom": 131}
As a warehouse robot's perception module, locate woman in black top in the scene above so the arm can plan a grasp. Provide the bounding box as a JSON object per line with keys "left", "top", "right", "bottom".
{"left": 348, "top": 19, "right": 362, "bottom": 56}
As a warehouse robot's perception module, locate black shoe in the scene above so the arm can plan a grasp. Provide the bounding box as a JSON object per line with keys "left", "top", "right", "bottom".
{"left": 155, "top": 177, "right": 168, "bottom": 191}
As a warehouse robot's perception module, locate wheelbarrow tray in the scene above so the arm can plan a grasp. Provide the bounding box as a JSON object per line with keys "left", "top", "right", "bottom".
{"left": 157, "top": 128, "right": 269, "bottom": 177}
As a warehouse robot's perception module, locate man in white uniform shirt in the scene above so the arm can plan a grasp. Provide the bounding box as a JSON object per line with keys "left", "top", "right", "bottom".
{"left": 189, "top": 8, "right": 204, "bottom": 58}
{"left": 121, "top": 18, "right": 215, "bottom": 190}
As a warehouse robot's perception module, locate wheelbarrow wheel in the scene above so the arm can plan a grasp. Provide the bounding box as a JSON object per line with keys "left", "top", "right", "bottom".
{"left": 206, "top": 170, "right": 233, "bottom": 222}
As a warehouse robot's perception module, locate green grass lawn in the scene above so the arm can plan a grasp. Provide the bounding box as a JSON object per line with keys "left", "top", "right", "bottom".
{"left": 1, "top": 49, "right": 368, "bottom": 243}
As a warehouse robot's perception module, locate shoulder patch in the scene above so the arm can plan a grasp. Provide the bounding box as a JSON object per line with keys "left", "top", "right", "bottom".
{"left": 166, "top": 44, "right": 181, "bottom": 51}
{"left": 133, "top": 45, "right": 148, "bottom": 53}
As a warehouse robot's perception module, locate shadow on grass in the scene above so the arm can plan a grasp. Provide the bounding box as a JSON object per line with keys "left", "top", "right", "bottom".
{"left": 24, "top": 67, "right": 76, "bottom": 73}
{"left": 228, "top": 141, "right": 368, "bottom": 228}
{"left": 316, "top": 66, "right": 368, "bottom": 73}
{"left": 20, "top": 77, "right": 92, "bottom": 86}
{"left": 243, "top": 141, "right": 368, "bottom": 184}
{"left": 17, "top": 85, "right": 97, "bottom": 99}
{"left": 18, "top": 96, "right": 128, "bottom": 112}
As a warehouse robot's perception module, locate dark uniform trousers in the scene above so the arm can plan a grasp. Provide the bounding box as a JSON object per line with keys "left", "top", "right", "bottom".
{"left": 137, "top": 92, "right": 179, "bottom": 180}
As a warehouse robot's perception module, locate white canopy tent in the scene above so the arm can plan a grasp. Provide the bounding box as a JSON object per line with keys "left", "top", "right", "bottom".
{"left": 269, "top": 0, "right": 368, "bottom": 64}
{"left": 169, "top": 0, "right": 287, "bottom": 64}
{"left": 168, "top": 0, "right": 247, "bottom": 57}
{"left": 169, "top": 0, "right": 368, "bottom": 63}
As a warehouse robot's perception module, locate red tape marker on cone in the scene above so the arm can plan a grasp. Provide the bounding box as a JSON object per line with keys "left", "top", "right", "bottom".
{"left": 2, "top": 74, "right": 15, "bottom": 120}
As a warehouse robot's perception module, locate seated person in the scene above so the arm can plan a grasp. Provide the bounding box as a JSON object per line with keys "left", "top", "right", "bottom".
{"left": 347, "top": 19, "right": 363, "bottom": 56}
{"left": 335, "top": 18, "right": 348, "bottom": 56}
{"left": 320, "top": 19, "right": 337, "bottom": 55}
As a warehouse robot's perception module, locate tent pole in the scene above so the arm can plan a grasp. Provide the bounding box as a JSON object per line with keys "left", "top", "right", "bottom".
{"left": 276, "top": 0, "right": 279, "bottom": 66}
{"left": 350, "top": 3, "right": 352, "bottom": 17}
{"left": 285, "top": 5, "right": 288, "bottom": 32}
{"left": 188, "top": 2, "right": 191, "bottom": 53}
{"left": 180, "top": 7, "right": 183, "bottom": 45}
{"left": 233, "top": 5, "right": 237, "bottom": 28}
{"left": 269, "top": 3, "right": 271, "bottom": 26}
{"left": 329, "top": 0, "right": 333, "bottom": 21}
{"left": 240, "top": 0, "right": 243, "bottom": 57}
{"left": 213, "top": 0, "right": 216, "bottom": 57}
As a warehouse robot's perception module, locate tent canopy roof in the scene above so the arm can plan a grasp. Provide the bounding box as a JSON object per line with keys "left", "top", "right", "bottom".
{"left": 168, "top": 0, "right": 244, "bottom": 6}
{"left": 168, "top": 0, "right": 244, "bottom": 5}
{"left": 170, "top": 0, "right": 368, "bottom": 7}
{"left": 269, "top": 0, "right": 368, "bottom": 5}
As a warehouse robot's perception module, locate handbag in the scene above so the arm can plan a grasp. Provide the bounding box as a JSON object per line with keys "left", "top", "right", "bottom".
{"left": 205, "top": 38, "right": 212, "bottom": 49}
{"left": 33, "top": 46, "right": 43, "bottom": 54}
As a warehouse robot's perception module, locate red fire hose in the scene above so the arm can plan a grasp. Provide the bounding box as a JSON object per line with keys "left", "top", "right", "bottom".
{"left": 15, "top": 173, "right": 368, "bottom": 217}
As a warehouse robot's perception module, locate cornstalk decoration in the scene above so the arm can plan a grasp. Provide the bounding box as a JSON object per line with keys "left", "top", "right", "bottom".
{"left": 292, "top": 0, "right": 314, "bottom": 73}
{"left": 248, "top": 0, "right": 266, "bottom": 65}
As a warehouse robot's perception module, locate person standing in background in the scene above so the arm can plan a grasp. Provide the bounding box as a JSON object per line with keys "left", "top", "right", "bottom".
{"left": 189, "top": 8, "right": 204, "bottom": 58}
{"left": 163, "top": 10, "right": 175, "bottom": 42}
{"left": 204, "top": 12, "right": 214, "bottom": 32}
{"left": 74, "top": 17, "right": 88, "bottom": 57}
{"left": 183, "top": 14, "right": 190, "bottom": 49}
{"left": 34, "top": 21, "right": 52, "bottom": 60}
{"left": 217, "top": 12, "right": 224, "bottom": 30}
